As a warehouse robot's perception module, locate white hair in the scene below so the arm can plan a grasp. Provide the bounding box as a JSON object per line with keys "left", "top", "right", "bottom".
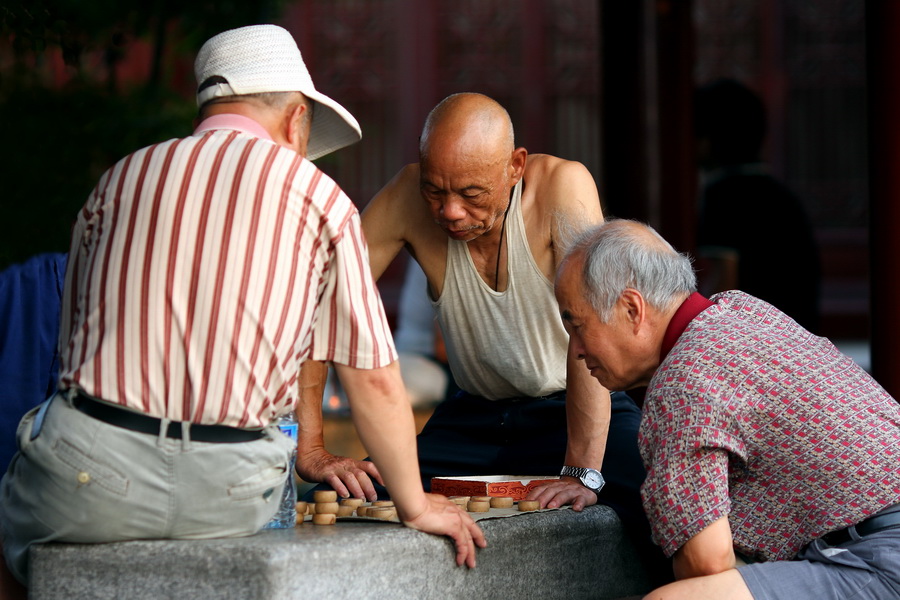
{"left": 569, "top": 219, "right": 697, "bottom": 322}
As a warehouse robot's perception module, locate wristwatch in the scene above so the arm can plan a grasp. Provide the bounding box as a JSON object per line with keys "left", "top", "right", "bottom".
{"left": 560, "top": 466, "right": 605, "bottom": 494}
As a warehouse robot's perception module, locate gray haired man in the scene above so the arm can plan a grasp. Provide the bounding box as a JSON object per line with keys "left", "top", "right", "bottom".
{"left": 555, "top": 219, "right": 900, "bottom": 599}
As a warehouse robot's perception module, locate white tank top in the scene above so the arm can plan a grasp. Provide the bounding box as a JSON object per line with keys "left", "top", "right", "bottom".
{"left": 433, "top": 179, "right": 568, "bottom": 399}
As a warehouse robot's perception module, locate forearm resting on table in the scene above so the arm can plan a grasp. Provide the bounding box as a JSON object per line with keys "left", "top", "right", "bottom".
{"left": 672, "top": 517, "right": 738, "bottom": 580}
{"left": 525, "top": 355, "right": 611, "bottom": 510}
{"left": 334, "top": 361, "right": 428, "bottom": 521}
{"left": 564, "top": 353, "right": 610, "bottom": 468}
{"left": 296, "top": 360, "right": 328, "bottom": 456}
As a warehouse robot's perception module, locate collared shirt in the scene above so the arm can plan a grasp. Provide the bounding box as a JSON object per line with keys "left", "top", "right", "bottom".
{"left": 194, "top": 113, "right": 274, "bottom": 141}
{"left": 659, "top": 292, "right": 713, "bottom": 361}
{"left": 640, "top": 290, "right": 900, "bottom": 561}
{"left": 59, "top": 115, "right": 396, "bottom": 428}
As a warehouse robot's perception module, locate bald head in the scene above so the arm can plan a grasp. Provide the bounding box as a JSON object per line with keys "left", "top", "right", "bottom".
{"left": 419, "top": 93, "right": 515, "bottom": 162}
{"left": 561, "top": 219, "right": 697, "bottom": 322}
{"left": 416, "top": 93, "right": 526, "bottom": 244}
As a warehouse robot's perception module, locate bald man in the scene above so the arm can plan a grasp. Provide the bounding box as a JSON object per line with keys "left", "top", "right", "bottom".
{"left": 298, "top": 94, "right": 655, "bottom": 557}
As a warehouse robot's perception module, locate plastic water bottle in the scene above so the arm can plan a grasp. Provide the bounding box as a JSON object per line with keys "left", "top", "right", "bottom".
{"left": 263, "top": 412, "right": 298, "bottom": 529}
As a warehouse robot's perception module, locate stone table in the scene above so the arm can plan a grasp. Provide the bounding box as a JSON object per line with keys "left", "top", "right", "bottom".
{"left": 30, "top": 504, "right": 656, "bottom": 599}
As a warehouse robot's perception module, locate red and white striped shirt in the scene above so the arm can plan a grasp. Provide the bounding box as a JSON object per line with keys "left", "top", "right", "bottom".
{"left": 59, "top": 114, "right": 396, "bottom": 428}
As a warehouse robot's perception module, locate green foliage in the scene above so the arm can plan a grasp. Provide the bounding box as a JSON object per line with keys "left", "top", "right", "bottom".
{"left": 0, "top": 0, "right": 287, "bottom": 270}
{"left": 0, "top": 85, "right": 195, "bottom": 269}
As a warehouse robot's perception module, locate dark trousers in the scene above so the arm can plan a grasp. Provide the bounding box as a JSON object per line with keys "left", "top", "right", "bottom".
{"left": 309, "top": 390, "right": 645, "bottom": 505}
{"left": 305, "top": 388, "right": 671, "bottom": 583}
{"left": 419, "top": 388, "right": 668, "bottom": 584}
{"left": 417, "top": 390, "right": 644, "bottom": 508}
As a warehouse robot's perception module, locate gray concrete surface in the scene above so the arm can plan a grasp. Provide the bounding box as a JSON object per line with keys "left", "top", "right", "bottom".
{"left": 29, "top": 505, "right": 656, "bottom": 599}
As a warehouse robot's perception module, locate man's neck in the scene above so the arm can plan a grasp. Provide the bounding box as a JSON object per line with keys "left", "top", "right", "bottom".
{"left": 194, "top": 113, "right": 274, "bottom": 142}
{"left": 199, "top": 103, "right": 289, "bottom": 148}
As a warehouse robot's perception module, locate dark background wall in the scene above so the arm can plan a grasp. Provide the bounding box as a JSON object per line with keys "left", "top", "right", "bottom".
{"left": 0, "top": 0, "right": 878, "bottom": 377}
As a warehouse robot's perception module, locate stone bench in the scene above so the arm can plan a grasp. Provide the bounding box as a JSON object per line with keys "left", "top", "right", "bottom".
{"left": 29, "top": 504, "right": 655, "bottom": 599}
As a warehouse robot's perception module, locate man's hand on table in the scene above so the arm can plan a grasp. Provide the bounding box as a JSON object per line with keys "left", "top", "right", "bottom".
{"left": 295, "top": 447, "right": 383, "bottom": 501}
{"left": 401, "top": 493, "right": 487, "bottom": 568}
{"left": 526, "top": 477, "right": 598, "bottom": 511}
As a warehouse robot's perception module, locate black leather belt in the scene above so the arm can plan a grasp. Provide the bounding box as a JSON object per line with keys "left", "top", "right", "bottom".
{"left": 73, "top": 394, "right": 265, "bottom": 444}
{"left": 821, "top": 506, "right": 900, "bottom": 546}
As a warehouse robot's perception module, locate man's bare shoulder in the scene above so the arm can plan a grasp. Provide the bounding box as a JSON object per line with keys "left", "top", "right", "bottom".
{"left": 522, "top": 154, "right": 600, "bottom": 211}
{"left": 365, "top": 163, "right": 428, "bottom": 228}
{"left": 373, "top": 163, "right": 421, "bottom": 205}
{"left": 525, "top": 153, "right": 592, "bottom": 176}
{"left": 364, "top": 162, "right": 438, "bottom": 244}
{"left": 363, "top": 161, "right": 447, "bottom": 284}
{"left": 396, "top": 162, "right": 422, "bottom": 185}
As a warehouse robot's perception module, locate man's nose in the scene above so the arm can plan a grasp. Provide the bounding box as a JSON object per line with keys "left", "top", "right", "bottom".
{"left": 441, "top": 198, "right": 467, "bottom": 221}
{"left": 569, "top": 338, "right": 585, "bottom": 361}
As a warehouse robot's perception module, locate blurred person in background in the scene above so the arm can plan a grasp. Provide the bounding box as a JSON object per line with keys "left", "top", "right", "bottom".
{"left": 0, "top": 253, "right": 67, "bottom": 475}
{"left": 694, "top": 78, "right": 821, "bottom": 333}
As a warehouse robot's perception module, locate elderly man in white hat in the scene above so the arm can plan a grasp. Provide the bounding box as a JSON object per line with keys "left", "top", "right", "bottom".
{"left": 0, "top": 24, "right": 485, "bottom": 586}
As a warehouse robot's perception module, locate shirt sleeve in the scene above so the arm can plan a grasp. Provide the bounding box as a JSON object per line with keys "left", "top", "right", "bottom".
{"left": 642, "top": 444, "right": 732, "bottom": 557}
{"left": 640, "top": 394, "right": 741, "bottom": 557}
{"left": 307, "top": 209, "right": 397, "bottom": 370}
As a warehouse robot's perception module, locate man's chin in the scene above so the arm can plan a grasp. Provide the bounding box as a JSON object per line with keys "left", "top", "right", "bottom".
{"left": 589, "top": 369, "right": 629, "bottom": 391}
{"left": 445, "top": 228, "right": 481, "bottom": 242}
{"left": 589, "top": 369, "right": 611, "bottom": 388}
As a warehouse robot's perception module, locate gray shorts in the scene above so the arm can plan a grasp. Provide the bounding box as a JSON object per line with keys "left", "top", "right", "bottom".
{"left": 0, "top": 393, "right": 294, "bottom": 583}
{"left": 738, "top": 523, "right": 900, "bottom": 599}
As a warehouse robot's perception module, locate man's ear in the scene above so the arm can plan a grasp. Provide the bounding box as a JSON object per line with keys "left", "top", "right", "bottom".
{"left": 619, "top": 288, "right": 646, "bottom": 332}
{"left": 285, "top": 103, "right": 303, "bottom": 142}
{"left": 510, "top": 147, "right": 528, "bottom": 183}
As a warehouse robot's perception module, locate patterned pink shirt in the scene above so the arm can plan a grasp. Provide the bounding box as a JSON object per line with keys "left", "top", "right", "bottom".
{"left": 640, "top": 291, "right": 900, "bottom": 561}
{"left": 58, "top": 115, "right": 396, "bottom": 429}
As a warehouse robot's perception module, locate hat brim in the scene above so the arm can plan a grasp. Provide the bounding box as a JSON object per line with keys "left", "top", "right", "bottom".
{"left": 304, "top": 89, "right": 362, "bottom": 161}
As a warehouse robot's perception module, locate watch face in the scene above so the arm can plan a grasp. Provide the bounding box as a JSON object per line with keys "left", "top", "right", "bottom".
{"left": 583, "top": 470, "right": 604, "bottom": 490}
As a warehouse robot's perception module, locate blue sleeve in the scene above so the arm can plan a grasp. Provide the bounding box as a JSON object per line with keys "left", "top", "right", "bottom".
{"left": 0, "top": 252, "right": 68, "bottom": 472}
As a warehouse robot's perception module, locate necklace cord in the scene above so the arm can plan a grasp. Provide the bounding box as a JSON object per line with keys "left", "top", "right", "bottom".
{"left": 494, "top": 199, "right": 512, "bottom": 290}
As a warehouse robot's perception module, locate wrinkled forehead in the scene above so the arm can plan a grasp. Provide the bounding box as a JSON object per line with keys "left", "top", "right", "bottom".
{"left": 555, "top": 256, "right": 586, "bottom": 305}
{"left": 420, "top": 144, "right": 508, "bottom": 184}
{"left": 422, "top": 115, "right": 510, "bottom": 160}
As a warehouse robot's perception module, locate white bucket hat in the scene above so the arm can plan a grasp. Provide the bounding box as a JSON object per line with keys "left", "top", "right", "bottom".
{"left": 194, "top": 24, "right": 362, "bottom": 161}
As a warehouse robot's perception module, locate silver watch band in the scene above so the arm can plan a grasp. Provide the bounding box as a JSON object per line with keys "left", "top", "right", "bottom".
{"left": 559, "top": 465, "right": 605, "bottom": 493}
{"left": 560, "top": 466, "right": 589, "bottom": 479}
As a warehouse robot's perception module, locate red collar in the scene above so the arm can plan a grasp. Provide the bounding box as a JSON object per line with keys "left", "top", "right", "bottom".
{"left": 660, "top": 292, "right": 713, "bottom": 361}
